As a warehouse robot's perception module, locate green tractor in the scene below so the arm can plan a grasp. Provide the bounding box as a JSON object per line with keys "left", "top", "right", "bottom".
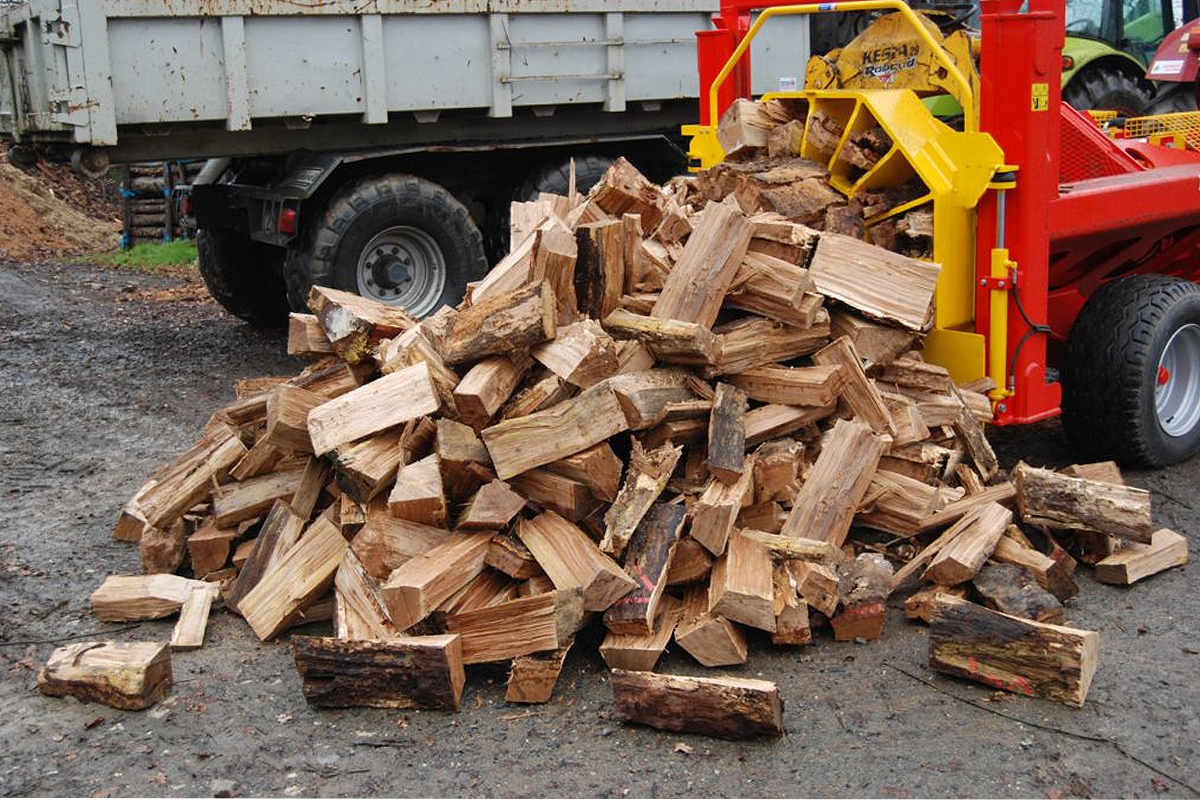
{"left": 809, "top": 0, "right": 1195, "bottom": 113}
{"left": 1062, "top": 0, "right": 1197, "bottom": 113}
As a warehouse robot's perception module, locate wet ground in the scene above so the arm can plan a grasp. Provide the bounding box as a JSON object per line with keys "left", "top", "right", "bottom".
{"left": 0, "top": 259, "right": 1196, "bottom": 798}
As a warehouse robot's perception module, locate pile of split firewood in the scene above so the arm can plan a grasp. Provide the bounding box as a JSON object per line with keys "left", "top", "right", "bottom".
{"left": 39, "top": 99, "right": 1188, "bottom": 738}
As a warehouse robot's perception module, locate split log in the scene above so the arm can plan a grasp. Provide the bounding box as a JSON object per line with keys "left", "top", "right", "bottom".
{"left": 170, "top": 583, "right": 220, "bottom": 650}
{"left": 508, "top": 468, "right": 601, "bottom": 523}
{"left": 39, "top": 642, "right": 172, "bottom": 710}
{"left": 830, "top": 553, "right": 893, "bottom": 641}
{"left": 894, "top": 502, "right": 1013, "bottom": 591}
{"left": 212, "top": 467, "right": 305, "bottom": 528}
{"left": 435, "top": 417, "right": 492, "bottom": 500}
{"left": 518, "top": 511, "right": 636, "bottom": 611}
{"left": 225, "top": 501, "right": 307, "bottom": 611}
{"left": 334, "top": 547, "right": 401, "bottom": 640}
{"left": 575, "top": 220, "right": 625, "bottom": 320}
{"left": 441, "top": 281, "right": 557, "bottom": 365}
{"left": 485, "top": 531, "right": 543, "bottom": 580}
{"left": 716, "top": 98, "right": 777, "bottom": 158}
{"left": 709, "top": 529, "right": 776, "bottom": 632}
{"left": 904, "top": 585, "right": 967, "bottom": 623}
{"left": 929, "top": 596, "right": 1099, "bottom": 707}
{"left": 292, "top": 635, "right": 465, "bottom": 710}
{"left": 971, "top": 563, "right": 1064, "bottom": 623}
{"left": 808, "top": 232, "right": 941, "bottom": 332}
{"left": 112, "top": 480, "right": 154, "bottom": 542}
{"left": 1014, "top": 462, "right": 1154, "bottom": 543}
{"left": 139, "top": 520, "right": 188, "bottom": 575}
{"left": 914, "top": 483, "right": 1016, "bottom": 533}
{"left": 725, "top": 252, "right": 822, "bottom": 327}
{"left": 828, "top": 309, "right": 916, "bottom": 368}
{"left": 387, "top": 453, "right": 447, "bottom": 527}
{"left": 600, "top": 596, "right": 684, "bottom": 672}
{"left": 307, "top": 286, "right": 415, "bottom": 363}
{"left": 331, "top": 428, "right": 406, "bottom": 503}
{"left": 602, "top": 309, "right": 718, "bottom": 366}
{"left": 505, "top": 638, "right": 574, "bottom": 704}
{"left": 781, "top": 419, "right": 886, "bottom": 547}
{"left": 307, "top": 363, "right": 439, "bottom": 455}
{"left": 730, "top": 365, "right": 844, "bottom": 407}
{"left": 652, "top": 200, "right": 753, "bottom": 328}
{"left": 187, "top": 520, "right": 235, "bottom": 578}
{"left": 481, "top": 383, "right": 629, "bottom": 480}
{"left": 291, "top": 457, "right": 334, "bottom": 521}
{"left": 991, "top": 534, "right": 1079, "bottom": 601}
{"left": 606, "top": 369, "right": 696, "bottom": 430}
{"left": 230, "top": 438, "right": 285, "bottom": 481}
{"left": 458, "top": 480, "right": 526, "bottom": 530}
{"left": 240, "top": 514, "right": 348, "bottom": 640}
{"left": 590, "top": 157, "right": 665, "bottom": 231}
{"left": 610, "top": 669, "right": 783, "bottom": 739}
{"left": 91, "top": 574, "right": 207, "bottom": 622}
{"left": 690, "top": 464, "right": 755, "bottom": 557}
{"left": 137, "top": 423, "right": 247, "bottom": 530}
{"left": 665, "top": 537, "right": 716, "bottom": 587}
{"left": 674, "top": 586, "right": 748, "bottom": 667}
{"left": 598, "top": 441, "right": 682, "bottom": 558}
{"left": 922, "top": 503, "right": 1012, "bottom": 585}
{"left": 706, "top": 383, "right": 747, "bottom": 484}
{"left": 543, "top": 442, "right": 623, "bottom": 503}
{"left": 1094, "top": 528, "right": 1188, "bottom": 585}
{"left": 751, "top": 439, "right": 803, "bottom": 503}
{"left": 952, "top": 405, "right": 999, "bottom": 483}
{"left": 739, "top": 530, "right": 843, "bottom": 565}
{"left": 381, "top": 532, "right": 493, "bottom": 630}
{"left": 453, "top": 354, "right": 534, "bottom": 430}
{"left": 708, "top": 314, "right": 831, "bottom": 377}
{"left": 811, "top": 336, "right": 896, "bottom": 435}
{"left": 737, "top": 502, "right": 787, "bottom": 535}
{"left": 745, "top": 403, "right": 836, "bottom": 446}
{"left": 771, "top": 563, "right": 812, "bottom": 645}
{"left": 445, "top": 589, "right": 581, "bottom": 664}
{"left": 603, "top": 504, "right": 686, "bottom": 635}
{"left": 531, "top": 319, "right": 619, "bottom": 388}
{"left": 791, "top": 561, "right": 839, "bottom": 617}
{"left": 438, "top": 569, "right": 520, "bottom": 615}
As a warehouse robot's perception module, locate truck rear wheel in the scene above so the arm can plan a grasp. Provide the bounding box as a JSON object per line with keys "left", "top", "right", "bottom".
{"left": 289, "top": 174, "right": 486, "bottom": 318}
{"left": 1062, "top": 274, "right": 1200, "bottom": 467}
{"left": 196, "top": 228, "right": 290, "bottom": 327}
{"left": 1062, "top": 67, "right": 1152, "bottom": 115}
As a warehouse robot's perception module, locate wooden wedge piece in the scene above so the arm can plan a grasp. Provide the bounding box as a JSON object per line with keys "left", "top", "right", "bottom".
{"left": 708, "top": 529, "right": 775, "bottom": 632}
{"left": 91, "top": 574, "right": 206, "bottom": 622}
{"left": 518, "top": 511, "right": 636, "bottom": 612}
{"left": 380, "top": 532, "right": 493, "bottom": 630}
{"left": 674, "top": 586, "right": 748, "bottom": 667}
{"left": 652, "top": 200, "right": 753, "bottom": 329}
{"left": 387, "top": 453, "right": 447, "bottom": 527}
{"left": 1094, "top": 528, "right": 1188, "bottom": 585}
{"left": 307, "top": 363, "right": 439, "bottom": 456}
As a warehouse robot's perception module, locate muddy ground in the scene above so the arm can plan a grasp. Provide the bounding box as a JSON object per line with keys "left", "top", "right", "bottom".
{"left": 1, "top": 259, "right": 1197, "bottom": 799}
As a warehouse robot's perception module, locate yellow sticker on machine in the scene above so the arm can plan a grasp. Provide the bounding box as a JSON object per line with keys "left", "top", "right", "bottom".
{"left": 1031, "top": 82, "right": 1049, "bottom": 111}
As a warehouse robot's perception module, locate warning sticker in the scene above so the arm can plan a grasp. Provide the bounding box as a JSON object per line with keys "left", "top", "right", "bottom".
{"left": 1150, "top": 59, "right": 1186, "bottom": 76}
{"left": 1031, "top": 82, "right": 1049, "bottom": 112}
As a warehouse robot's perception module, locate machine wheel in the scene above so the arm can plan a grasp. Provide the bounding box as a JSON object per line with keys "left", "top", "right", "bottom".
{"left": 1062, "top": 67, "right": 1152, "bottom": 115}
{"left": 291, "top": 174, "right": 486, "bottom": 318}
{"left": 196, "top": 228, "right": 290, "bottom": 327}
{"left": 485, "top": 154, "right": 615, "bottom": 262}
{"left": 1063, "top": 274, "right": 1200, "bottom": 467}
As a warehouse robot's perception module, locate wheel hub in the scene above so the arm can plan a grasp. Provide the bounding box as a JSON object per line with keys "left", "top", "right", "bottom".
{"left": 355, "top": 226, "right": 447, "bottom": 317}
{"left": 1154, "top": 323, "right": 1200, "bottom": 438}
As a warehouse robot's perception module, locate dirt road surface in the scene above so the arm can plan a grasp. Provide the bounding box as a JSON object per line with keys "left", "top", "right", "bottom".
{"left": 1, "top": 260, "right": 1197, "bottom": 799}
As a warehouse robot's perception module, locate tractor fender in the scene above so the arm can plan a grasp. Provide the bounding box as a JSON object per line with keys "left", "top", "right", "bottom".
{"left": 1144, "top": 21, "right": 1200, "bottom": 82}
{"left": 1063, "top": 39, "right": 1151, "bottom": 89}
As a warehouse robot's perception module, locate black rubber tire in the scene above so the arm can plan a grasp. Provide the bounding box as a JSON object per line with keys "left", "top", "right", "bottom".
{"left": 515, "top": 154, "right": 615, "bottom": 203}
{"left": 1062, "top": 66, "right": 1153, "bottom": 116}
{"left": 1062, "top": 274, "right": 1200, "bottom": 467}
{"left": 196, "top": 228, "right": 290, "bottom": 327}
{"left": 286, "top": 174, "right": 487, "bottom": 318}
{"left": 485, "top": 154, "right": 615, "bottom": 262}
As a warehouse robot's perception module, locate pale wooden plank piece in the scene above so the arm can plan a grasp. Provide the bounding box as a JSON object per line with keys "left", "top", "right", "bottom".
{"left": 170, "top": 583, "right": 221, "bottom": 650}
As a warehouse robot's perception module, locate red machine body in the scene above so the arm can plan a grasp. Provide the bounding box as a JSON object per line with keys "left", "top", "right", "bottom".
{"left": 697, "top": 0, "right": 1200, "bottom": 426}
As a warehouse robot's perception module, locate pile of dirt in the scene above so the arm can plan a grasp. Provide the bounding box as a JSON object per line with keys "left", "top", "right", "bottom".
{"left": 0, "top": 151, "right": 120, "bottom": 261}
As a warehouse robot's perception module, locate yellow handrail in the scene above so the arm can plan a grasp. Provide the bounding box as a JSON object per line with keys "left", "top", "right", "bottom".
{"left": 706, "top": 1, "right": 977, "bottom": 133}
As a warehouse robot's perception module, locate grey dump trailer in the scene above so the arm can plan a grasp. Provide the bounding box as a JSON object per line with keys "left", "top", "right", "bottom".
{"left": 0, "top": 1, "right": 809, "bottom": 323}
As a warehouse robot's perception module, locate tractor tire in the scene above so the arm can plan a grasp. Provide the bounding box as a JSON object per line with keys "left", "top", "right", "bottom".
{"left": 1062, "top": 66, "right": 1152, "bottom": 116}
{"left": 1062, "top": 274, "right": 1200, "bottom": 467}
{"left": 196, "top": 228, "right": 290, "bottom": 327}
{"left": 288, "top": 174, "right": 487, "bottom": 319}
{"left": 485, "top": 154, "right": 615, "bottom": 262}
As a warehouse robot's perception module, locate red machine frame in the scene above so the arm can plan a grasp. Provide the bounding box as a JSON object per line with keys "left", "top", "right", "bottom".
{"left": 696, "top": 0, "right": 1200, "bottom": 425}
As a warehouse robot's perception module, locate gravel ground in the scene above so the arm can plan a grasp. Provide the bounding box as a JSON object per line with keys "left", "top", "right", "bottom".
{"left": 1, "top": 260, "right": 1197, "bottom": 799}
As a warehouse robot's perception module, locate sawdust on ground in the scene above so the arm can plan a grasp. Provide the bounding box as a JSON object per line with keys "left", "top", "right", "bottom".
{"left": 0, "top": 153, "right": 121, "bottom": 261}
